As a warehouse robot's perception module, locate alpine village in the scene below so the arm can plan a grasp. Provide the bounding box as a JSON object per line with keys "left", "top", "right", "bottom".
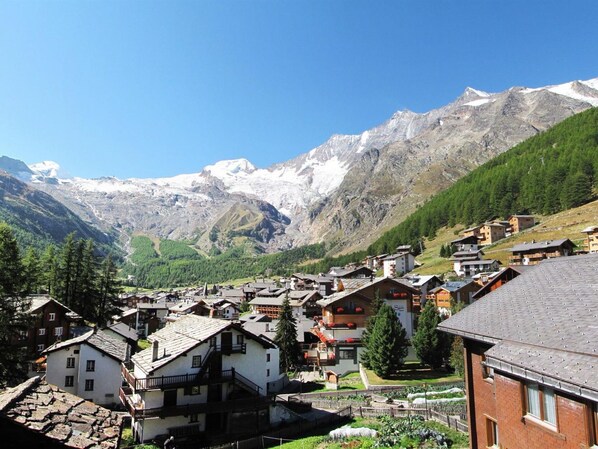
{"left": 3, "top": 69, "right": 598, "bottom": 449}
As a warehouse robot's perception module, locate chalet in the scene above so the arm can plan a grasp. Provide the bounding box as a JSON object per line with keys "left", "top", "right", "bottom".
{"left": 249, "top": 291, "right": 322, "bottom": 320}
{"left": 428, "top": 280, "right": 478, "bottom": 314}
{"left": 581, "top": 225, "right": 598, "bottom": 253}
{"left": 44, "top": 329, "right": 126, "bottom": 406}
{"left": 0, "top": 377, "right": 123, "bottom": 449}
{"left": 328, "top": 266, "right": 374, "bottom": 279}
{"left": 478, "top": 222, "right": 507, "bottom": 245}
{"left": 439, "top": 254, "right": 598, "bottom": 449}
{"left": 509, "top": 238, "right": 575, "bottom": 266}
{"left": 362, "top": 255, "right": 388, "bottom": 271}
{"left": 450, "top": 235, "right": 480, "bottom": 252}
{"left": 508, "top": 214, "right": 536, "bottom": 233}
{"left": 462, "top": 225, "right": 482, "bottom": 239}
{"left": 311, "top": 277, "right": 418, "bottom": 374}
{"left": 460, "top": 259, "right": 501, "bottom": 277}
{"left": 452, "top": 250, "right": 484, "bottom": 276}
{"left": 25, "top": 296, "right": 82, "bottom": 358}
{"left": 382, "top": 252, "right": 416, "bottom": 278}
{"left": 289, "top": 273, "right": 333, "bottom": 296}
{"left": 472, "top": 266, "right": 531, "bottom": 300}
{"left": 206, "top": 298, "right": 239, "bottom": 320}
{"left": 120, "top": 315, "right": 283, "bottom": 444}
{"left": 168, "top": 298, "right": 210, "bottom": 317}
{"left": 103, "top": 321, "right": 139, "bottom": 357}
{"left": 401, "top": 274, "right": 443, "bottom": 310}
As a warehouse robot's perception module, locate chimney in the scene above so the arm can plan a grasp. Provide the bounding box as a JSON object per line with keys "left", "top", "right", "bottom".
{"left": 152, "top": 340, "right": 159, "bottom": 362}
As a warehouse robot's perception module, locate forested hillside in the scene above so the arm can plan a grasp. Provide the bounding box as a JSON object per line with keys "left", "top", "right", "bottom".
{"left": 122, "top": 236, "right": 326, "bottom": 287}
{"left": 366, "top": 107, "right": 598, "bottom": 255}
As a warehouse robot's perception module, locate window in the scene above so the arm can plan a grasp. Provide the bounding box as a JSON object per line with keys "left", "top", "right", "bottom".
{"left": 237, "top": 334, "right": 244, "bottom": 345}
{"left": 37, "top": 344, "right": 44, "bottom": 352}
{"left": 525, "top": 382, "right": 557, "bottom": 426}
{"left": 85, "top": 379, "right": 94, "bottom": 391}
{"left": 189, "top": 413, "right": 199, "bottom": 423}
{"left": 184, "top": 385, "right": 201, "bottom": 396}
{"left": 267, "top": 369, "right": 270, "bottom": 377}
{"left": 590, "top": 402, "right": 598, "bottom": 447}
{"left": 54, "top": 327, "right": 63, "bottom": 337}
{"left": 339, "top": 347, "right": 356, "bottom": 360}
{"left": 209, "top": 337, "right": 217, "bottom": 347}
{"left": 486, "top": 418, "right": 499, "bottom": 448}
{"left": 266, "top": 353, "right": 271, "bottom": 363}
{"left": 48, "top": 313, "right": 56, "bottom": 321}
{"left": 65, "top": 376, "right": 74, "bottom": 387}
{"left": 192, "top": 355, "right": 202, "bottom": 368}
{"left": 86, "top": 360, "right": 95, "bottom": 372}
{"left": 38, "top": 328, "right": 46, "bottom": 336}
{"left": 66, "top": 357, "right": 75, "bottom": 368}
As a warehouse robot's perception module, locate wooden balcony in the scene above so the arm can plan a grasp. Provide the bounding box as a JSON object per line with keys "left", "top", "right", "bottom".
{"left": 120, "top": 387, "right": 273, "bottom": 420}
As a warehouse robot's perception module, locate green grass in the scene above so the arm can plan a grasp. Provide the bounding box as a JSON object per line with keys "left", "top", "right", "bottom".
{"left": 137, "top": 339, "right": 151, "bottom": 351}
{"left": 365, "top": 365, "right": 462, "bottom": 386}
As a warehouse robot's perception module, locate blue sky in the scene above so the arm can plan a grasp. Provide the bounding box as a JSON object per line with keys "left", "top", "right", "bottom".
{"left": 1, "top": 1, "right": 597, "bottom": 179}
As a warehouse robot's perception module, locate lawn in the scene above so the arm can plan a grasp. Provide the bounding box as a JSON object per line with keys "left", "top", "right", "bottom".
{"left": 365, "top": 363, "right": 462, "bottom": 386}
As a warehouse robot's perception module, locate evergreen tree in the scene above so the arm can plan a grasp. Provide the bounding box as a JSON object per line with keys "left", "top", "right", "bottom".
{"left": 448, "top": 301, "right": 465, "bottom": 377}
{"left": 360, "top": 289, "right": 383, "bottom": 369}
{"left": 274, "top": 294, "right": 300, "bottom": 373}
{"left": 411, "top": 301, "right": 449, "bottom": 369}
{"left": 41, "top": 244, "right": 59, "bottom": 295}
{"left": 56, "top": 232, "right": 78, "bottom": 309}
{"left": 22, "top": 247, "right": 42, "bottom": 295}
{"left": 96, "top": 254, "right": 122, "bottom": 326}
{"left": 77, "top": 240, "right": 98, "bottom": 322}
{"left": 365, "top": 304, "right": 409, "bottom": 378}
{"left": 0, "top": 223, "right": 32, "bottom": 386}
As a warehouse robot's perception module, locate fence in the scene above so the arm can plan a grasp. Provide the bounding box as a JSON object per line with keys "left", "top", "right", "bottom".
{"left": 355, "top": 406, "right": 468, "bottom": 433}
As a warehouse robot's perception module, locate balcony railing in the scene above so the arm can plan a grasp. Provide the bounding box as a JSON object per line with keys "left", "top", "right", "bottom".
{"left": 122, "top": 344, "right": 246, "bottom": 391}
{"left": 120, "top": 388, "right": 273, "bottom": 419}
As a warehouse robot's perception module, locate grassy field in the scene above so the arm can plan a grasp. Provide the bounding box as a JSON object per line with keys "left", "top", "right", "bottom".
{"left": 413, "top": 199, "right": 598, "bottom": 276}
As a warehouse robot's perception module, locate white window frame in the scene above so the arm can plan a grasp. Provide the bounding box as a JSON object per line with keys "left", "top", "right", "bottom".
{"left": 38, "top": 328, "right": 46, "bottom": 336}
{"left": 54, "top": 327, "right": 63, "bottom": 337}
{"left": 48, "top": 313, "right": 56, "bottom": 321}
{"left": 525, "top": 382, "right": 557, "bottom": 427}
{"left": 66, "top": 357, "right": 75, "bottom": 369}
{"left": 36, "top": 344, "right": 44, "bottom": 352}
{"left": 86, "top": 360, "right": 95, "bottom": 372}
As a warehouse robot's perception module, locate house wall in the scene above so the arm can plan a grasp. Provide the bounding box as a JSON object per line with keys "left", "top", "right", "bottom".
{"left": 588, "top": 231, "right": 598, "bottom": 253}
{"left": 77, "top": 344, "right": 122, "bottom": 405}
{"left": 384, "top": 299, "right": 413, "bottom": 337}
{"left": 28, "top": 301, "right": 71, "bottom": 355}
{"left": 465, "top": 339, "right": 594, "bottom": 449}
{"left": 46, "top": 344, "right": 81, "bottom": 395}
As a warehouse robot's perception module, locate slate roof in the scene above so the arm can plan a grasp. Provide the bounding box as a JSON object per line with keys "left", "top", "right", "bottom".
{"left": 105, "top": 322, "right": 139, "bottom": 342}
{"left": 451, "top": 250, "right": 484, "bottom": 260}
{"left": 28, "top": 295, "right": 81, "bottom": 320}
{"left": 460, "top": 259, "right": 500, "bottom": 267}
{"left": 317, "top": 277, "right": 417, "bottom": 307}
{"left": 44, "top": 329, "right": 127, "bottom": 362}
{"left": 439, "top": 254, "right": 598, "bottom": 399}
{"left": 0, "top": 377, "right": 122, "bottom": 448}
{"left": 581, "top": 226, "right": 598, "bottom": 234}
{"left": 249, "top": 296, "right": 284, "bottom": 307}
{"left": 132, "top": 315, "right": 274, "bottom": 374}
{"left": 509, "top": 238, "right": 574, "bottom": 253}
{"left": 430, "top": 280, "right": 474, "bottom": 294}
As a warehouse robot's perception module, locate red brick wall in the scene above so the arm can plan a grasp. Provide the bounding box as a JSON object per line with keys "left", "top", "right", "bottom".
{"left": 465, "top": 339, "right": 593, "bottom": 449}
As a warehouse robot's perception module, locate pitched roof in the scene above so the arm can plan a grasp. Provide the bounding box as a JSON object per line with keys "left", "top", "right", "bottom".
{"left": 0, "top": 377, "right": 122, "bottom": 448}
{"left": 431, "top": 280, "right": 474, "bottom": 293}
{"left": 510, "top": 238, "right": 574, "bottom": 253}
{"left": 460, "top": 259, "right": 500, "bottom": 267}
{"left": 105, "top": 322, "right": 139, "bottom": 342}
{"left": 131, "top": 315, "right": 274, "bottom": 374}
{"left": 439, "top": 254, "right": 598, "bottom": 399}
{"left": 581, "top": 225, "right": 598, "bottom": 234}
{"left": 317, "top": 277, "right": 417, "bottom": 307}
{"left": 44, "top": 329, "right": 127, "bottom": 362}
{"left": 28, "top": 295, "right": 81, "bottom": 320}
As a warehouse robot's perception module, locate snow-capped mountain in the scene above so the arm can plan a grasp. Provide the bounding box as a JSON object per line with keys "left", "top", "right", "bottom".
{"left": 24, "top": 76, "right": 598, "bottom": 253}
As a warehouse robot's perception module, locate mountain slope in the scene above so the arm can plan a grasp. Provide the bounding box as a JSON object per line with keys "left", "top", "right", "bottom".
{"left": 0, "top": 170, "right": 116, "bottom": 251}
{"left": 23, "top": 77, "right": 598, "bottom": 254}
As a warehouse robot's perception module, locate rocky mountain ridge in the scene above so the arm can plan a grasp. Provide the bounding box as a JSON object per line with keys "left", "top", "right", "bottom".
{"left": 18, "top": 77, "right": 598, "bottom": 254}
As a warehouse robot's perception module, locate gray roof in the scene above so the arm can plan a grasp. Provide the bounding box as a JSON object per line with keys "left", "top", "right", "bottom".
{"left": 460, "top": 259, "right": 500, "bottom": 267}
{"left": 131, "top": 315, "right": 274, "bottom": 374}
{"left": 249, "top": 296, "right": 284, "bottom": 307}
{"left": 28, "top": 295, "right": 81, "bottom": 320}
{"left": 44, "top": 329, "right": 127, "bottom": 362}
{"left": 451, "top": 250, "right": 484, "bottom": 259}
{"left": 431, "top": 281, "right": 474, "bottom": 293}
{"left": 318, "top": 277, "right": 417, "bottom": 307}
{"left": 0, "top": 377, "right": 122, "bottom": 448}
{"left": 581, "top": 226, "right": 598, "bottom": 233}
{"left": 105, "top": 322, "right": 139, "bottom": 342}
{"left": 439, "top": 254, "right": 598, "bottom": 399}
{"left": 510, "top": 238, "right": 574, "bottom": 253}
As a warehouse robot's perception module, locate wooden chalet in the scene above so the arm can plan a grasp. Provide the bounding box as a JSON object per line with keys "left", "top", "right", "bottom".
{"left": 509, "top": 239, "right": 575, "bottom": 266}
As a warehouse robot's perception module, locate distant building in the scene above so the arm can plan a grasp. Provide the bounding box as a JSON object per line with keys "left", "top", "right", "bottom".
{"left": 382, "top": 252, "right": 416, "bottom": 278}
{"left": 581, "top": 225, "right": 598, "bottom": 253}
{"left": 508, "top": 214, "right": 536, "bottom": 233}
{"left": 451, "top": 250, "right": 484, "bottom": 276}
{"left": 478, "top": 222, "right": 507, "bottom": 245}
{"left": 509, "top": 239, "right": 575, "bottom": 266}
{"left": 439, "top": 254, "right": 598, "bottom": 449}
{"left": 460, "top": 259, "right": 501, "bottom": 277}
{"left": 428, "top": 280, "right": 478, "bottom": 314}
{"left": 450, "top": 235, "right": 480, "bottom": 252}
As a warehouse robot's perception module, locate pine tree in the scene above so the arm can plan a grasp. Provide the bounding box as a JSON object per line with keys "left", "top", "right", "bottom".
{"left": 56, "top": 232, "right": 78, "bottom": 309}
{"left": 0, "top": 223, "right": 32, "bottom": 386}
{"left": 360, "top": 289, "right": 383, "bottom": 369}
{"left": 365, "top": 304, "right": 409, "bottom": 378}
{"left": 95, "top": 254, "right": 122, "bottom": 326}
{"left": 77, "top": 240, "right": 98, "bottom": 322}
{"left": 274, "top": 294, "right": 300, "bottom": 373}
{"left": 22, "top": 247, "right": 42, "bottom": 295}
{"left": 448, "top": 301, "right": 465, "bottom": 376}
{"left": 411, "top": 301, "right": 449, "bottom": 369}
{"left": 41, "top": 244, "right": 59, "bottom": 295}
